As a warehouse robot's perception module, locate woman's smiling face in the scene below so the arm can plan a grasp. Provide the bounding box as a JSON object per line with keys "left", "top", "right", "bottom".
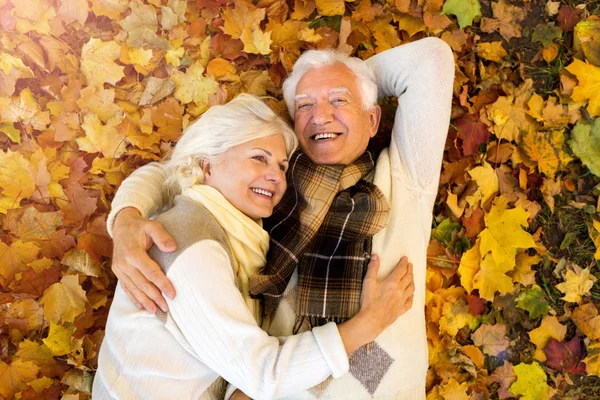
{"left": 204, "top": 135, "right": 289, "bottom": 220}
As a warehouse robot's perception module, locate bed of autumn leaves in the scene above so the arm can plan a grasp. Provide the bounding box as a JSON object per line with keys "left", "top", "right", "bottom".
{"left": 0, "top": 0, "right": 600, "bottom": 397}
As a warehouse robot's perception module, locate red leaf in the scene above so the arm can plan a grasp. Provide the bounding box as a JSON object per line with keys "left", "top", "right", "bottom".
{"left": 467, "top": 293, "right": 487, "bottom": 316}
{"left": 557, "top": 5, "right": 581, "bottom": 32}
{"left": 461, "top": 208, "right": 485, "bottom": 238}
{"left": 544, "top": 336, "right": 586, "bottom": 373}
{"left": 454, "top": 114, "right": 490, "bottom": 156}
{"left": 40, "top": 229, "right": 76, "bottom": 260}
{"left": 16, "top": 266, "right": 62, "bottom": 298}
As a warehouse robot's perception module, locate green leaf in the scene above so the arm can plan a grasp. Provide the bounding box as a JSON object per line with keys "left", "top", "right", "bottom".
{"left": 441, "top": 0, "right": 482, "bottom": 30}
{"left": 574, "top": 19, "right": 600, "bottom": 67}
{"left": 531, "top": 23, "right": 562, "bottom": 47}
{"left": 432, "top": 218, "right": 461, "bottom": 247}
{"left": 515, "top": 285, "right": 551, "bottom": 319}
{"left": 568, "top": 118, "right": 600, "bottom": 177}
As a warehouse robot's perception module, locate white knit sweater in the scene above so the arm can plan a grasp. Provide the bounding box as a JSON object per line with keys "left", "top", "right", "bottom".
{"left": 93, "top": 239, "right": 349, "bottom": 399}
{"left": 106, "top": 37, "right": 454, "bottom": 399}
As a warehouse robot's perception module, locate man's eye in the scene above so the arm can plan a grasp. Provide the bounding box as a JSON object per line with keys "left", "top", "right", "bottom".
{"left": 332, "top": 98, "right": 347, "bottom": 105}
{"left": 297, "top": 103, "right": 312, "bottom": 110}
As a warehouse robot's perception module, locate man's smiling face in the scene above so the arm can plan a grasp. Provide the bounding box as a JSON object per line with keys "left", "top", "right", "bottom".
{"left": 293, "top": 63, "right": 381, "bottom": 165}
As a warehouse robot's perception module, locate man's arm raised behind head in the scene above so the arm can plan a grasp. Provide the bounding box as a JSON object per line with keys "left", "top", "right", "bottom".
{"left": 108, "top": 161, "right": 177, "bottom": 313}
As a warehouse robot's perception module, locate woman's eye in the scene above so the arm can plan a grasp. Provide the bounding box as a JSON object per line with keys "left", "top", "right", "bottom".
{"left": 252, "top": 155, "right": 266, "bottom": 162}
{"left": 279, "top": 164, "right": 287, "bottom": 172}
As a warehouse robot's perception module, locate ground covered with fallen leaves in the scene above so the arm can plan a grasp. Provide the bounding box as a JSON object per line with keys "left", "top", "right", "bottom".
{"left": 0, "top": 0, "right": 599, "bottom": 398}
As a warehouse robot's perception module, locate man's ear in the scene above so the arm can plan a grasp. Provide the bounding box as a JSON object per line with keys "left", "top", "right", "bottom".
{"left": 369, "top": 105, "right": 382, "bottom": 138}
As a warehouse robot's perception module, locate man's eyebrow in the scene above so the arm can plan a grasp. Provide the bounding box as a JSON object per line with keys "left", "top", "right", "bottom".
{"left": 329, "top": 87, "right": 350, "bottom": 94}
{"left": 294, "top": 94, "right": 309, "bottom": 101}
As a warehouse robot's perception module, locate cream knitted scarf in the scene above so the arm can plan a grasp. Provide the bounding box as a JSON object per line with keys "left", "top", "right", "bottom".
{"left": 183, "top": 185, "right": 269, "bottom": 323}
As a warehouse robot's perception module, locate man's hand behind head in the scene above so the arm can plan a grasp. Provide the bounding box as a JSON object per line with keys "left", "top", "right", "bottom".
{"left": 111, "top": 207, "right": 177, "bottom": 313}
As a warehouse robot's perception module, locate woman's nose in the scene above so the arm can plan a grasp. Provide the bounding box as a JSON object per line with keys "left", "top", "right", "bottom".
{"left": 264, "top": 164, "right": 284, "bottom": 184}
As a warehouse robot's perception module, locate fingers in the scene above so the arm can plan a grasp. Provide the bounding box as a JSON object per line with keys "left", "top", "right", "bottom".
{"left": 147, "top": 222, "right": 177, "bottom": 253}
{"left": 364, "top": 254, "right": 380, "bottom": 280}
{"left": 127, "top": 254, "right": 171, "bottom": 312}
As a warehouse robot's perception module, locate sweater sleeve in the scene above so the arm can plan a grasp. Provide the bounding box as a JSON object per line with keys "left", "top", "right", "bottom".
{"left": 366, "top": 37, "right": 455, "bottom": 192}
{"left": 166, "top": 240, "right": 349, "bottom": 399}
{"left": 106, "top": 162, "right": 170, "bottom": 237}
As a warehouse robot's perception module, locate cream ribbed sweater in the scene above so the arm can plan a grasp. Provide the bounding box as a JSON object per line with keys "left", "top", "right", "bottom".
{"left": 106, "top": 37, "right": 455, "bottom": 399}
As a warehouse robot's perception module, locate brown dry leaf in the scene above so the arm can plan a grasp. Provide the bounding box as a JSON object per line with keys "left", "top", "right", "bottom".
{"left": 480, "top": 0, "right": 527, "bottom": 41}
{"left": 472, "top": 323, "right": 510, "bottom": 356}
{"left": 0, "top": 240, "right": 40, "bottom": 287}
{"left": 572, "top": 303, "right": 600, "bottom": 340}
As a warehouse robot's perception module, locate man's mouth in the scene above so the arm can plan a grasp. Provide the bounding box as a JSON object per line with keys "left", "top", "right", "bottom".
{"left": 311, "top": 133, "right": 341, "bottom": 141}
{"left": 251, "top": 188, "right": 273, "bottom": 198}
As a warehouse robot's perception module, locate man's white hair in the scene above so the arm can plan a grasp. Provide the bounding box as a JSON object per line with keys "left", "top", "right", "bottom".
{"left": 282, "top": 50, "right": 378, "bottom": 119}
{"left": 164, "top": 94, "right": 298, "bottom": 193}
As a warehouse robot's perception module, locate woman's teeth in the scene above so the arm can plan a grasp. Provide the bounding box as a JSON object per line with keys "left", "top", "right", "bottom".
{"left": 252, "top": 188, "right": 273, "bottom": 197}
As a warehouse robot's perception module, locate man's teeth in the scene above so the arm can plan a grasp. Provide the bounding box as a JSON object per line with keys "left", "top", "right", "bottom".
{"left": 252, "top": 188, "right": 273, "bottom": 197}
{"left": 313, "top": 133, "right": 338, "bottom": 140}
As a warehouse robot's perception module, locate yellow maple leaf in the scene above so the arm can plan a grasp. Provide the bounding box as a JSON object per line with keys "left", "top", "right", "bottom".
{"left": 466, "top": 161, "right": 498, "bottom": 207}
{"left": 12, "top": 0, "right": 56, "bottom": 34}
{"left": 0, "top": 88, "right": 50, "bottom": 130}
{"left": 77, "top": 113, "right": 128, "bottom": 158}
{"left": 120, "top": 47, "right": 153, "bottom": 68}
{"left": 26, "top": 376, "right": 54, "bottom": 394}
{"left": 222, "top": 1, "right": 272, "bottom": 55}
{"left": 0, "top": 359, "right": 39, "bottom": 399}
{"left": 6, "top": 299, "right": 44, "bottom": 331}
{"left": 90, "top": 0, "right": 128, "bottom": 19}
{"left": 590, "top": 219, "right": 600, "bottom": 260}
{"left": 510, "top": 251, "right": 540, "bottom": 286}
{"left": 555, "top": 267, "right": 597, "bottom": 303}
{"left": 0, "top": 150, "right": 37, "bottom": 199}
{"left": 43, "top": 323, "right": 75, "bottom": 356}
{"left": 458, "top": 240, "right": 480, "bottom": 293}
{"left": 165, "top": 44, "right": 185, "bottom": 68}
{"left": 15, "top": 340, "right": 55, "bottom": 368}
{"left": 206, "top": 58, "right": 240, "bottom": 82}
{"left": 397, "top": 14, "right": 426, "bottom": 37}
{"left": 81, "top": 38, "right": 125, "bottom": 89}
{"left": 439, "top": 298, "right": 475, "bottom": 336}
{"left": 0, "top": 52, "right": 33, "bottom": 78}
{"left": 476, "top": 41, "right": 507, "bottom": 62}
{"left": 509, "top": 362, "right": 549, "bottom": 400}
{"left": 0, "top": 240, "right": 40, "bottom": 286}
{"left": 315, "top": 0, "right": 344, "bottom": 15}
{"left": 572, "top": 303, "right": 600, "bottom": 340}
{"left": 519, "top": 129, "right": 573, "bottom": 177}
{"left": 57, "top": 0, "right": 89, "bottom": 26}
{"left": 0, "top": 196, "right": 21, "bottom": 214}
{"left": 584, "top": 341, "right": 600, "bottom": 377}
{"left": 77, "top": 86, "right": 121, "bottom": 123}
{"left": 473, "top": 254, "right": 514, "bottom": 301}
{"left": 119, "top": 0, "right": 171, "bottom": 50}
{"left": 171, "top": 62, "right": 218, "bottom": 106}
{"left": 566, "top": 58, "right": 600, "bottom": 117}
{"left": 479, "top": 198, "right": 536, "bottom": 268}
{"left": 369, "top": 17, "right": 401, "bottom": 53}
{"left": 40, "top": 274, "right": 88, "bottom": 324}
{"left": 438, "top": 378, "right": 469, "bottom": 400}
{"left": 529, "top": 315, "right": 567, "bottom": 362}
{"left": 486, "top": 94, "right": 537, "bottom": 143}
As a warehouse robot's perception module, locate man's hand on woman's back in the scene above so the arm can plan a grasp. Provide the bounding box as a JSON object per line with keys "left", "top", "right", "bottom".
{"left": 111, "top": 207, "right": 177, "bottom": 313}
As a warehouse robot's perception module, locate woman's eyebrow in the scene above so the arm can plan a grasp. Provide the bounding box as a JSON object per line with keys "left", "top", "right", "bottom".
{"left": 252, "top": 147, "right": 272, "bottom": 156}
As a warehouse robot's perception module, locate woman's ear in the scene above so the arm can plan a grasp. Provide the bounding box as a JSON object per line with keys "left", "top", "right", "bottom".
{"left": 200, "top": 159, "right": 211, "bottom": 183}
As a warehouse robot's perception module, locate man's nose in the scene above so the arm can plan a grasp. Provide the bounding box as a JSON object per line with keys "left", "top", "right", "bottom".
{"left": 312, "top": 101, "right": 334, "bottom": 125}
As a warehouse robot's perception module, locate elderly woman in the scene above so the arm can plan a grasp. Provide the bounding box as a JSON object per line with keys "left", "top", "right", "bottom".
{"left": 92, "top": 94, "right": 414, "bottom": 400}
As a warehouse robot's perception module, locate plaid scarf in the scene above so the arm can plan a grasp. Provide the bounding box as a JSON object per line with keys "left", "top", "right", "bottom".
{"left": 249, "top": 151, "right": 390, "bottom": 325}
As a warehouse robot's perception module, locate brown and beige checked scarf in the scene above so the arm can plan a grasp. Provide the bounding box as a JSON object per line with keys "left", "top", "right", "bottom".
{"left": 249, "top": 151, "right": 390, "bottom": 326}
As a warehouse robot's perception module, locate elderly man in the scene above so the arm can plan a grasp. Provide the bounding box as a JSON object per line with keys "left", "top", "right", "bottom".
{"left": 107, "top": 37, "right": 454, "bottom": 399}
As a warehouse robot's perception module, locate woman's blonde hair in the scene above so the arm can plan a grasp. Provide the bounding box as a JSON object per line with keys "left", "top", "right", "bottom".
{"left": 163, "top": 94, "right": 298, "bottom": 193}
